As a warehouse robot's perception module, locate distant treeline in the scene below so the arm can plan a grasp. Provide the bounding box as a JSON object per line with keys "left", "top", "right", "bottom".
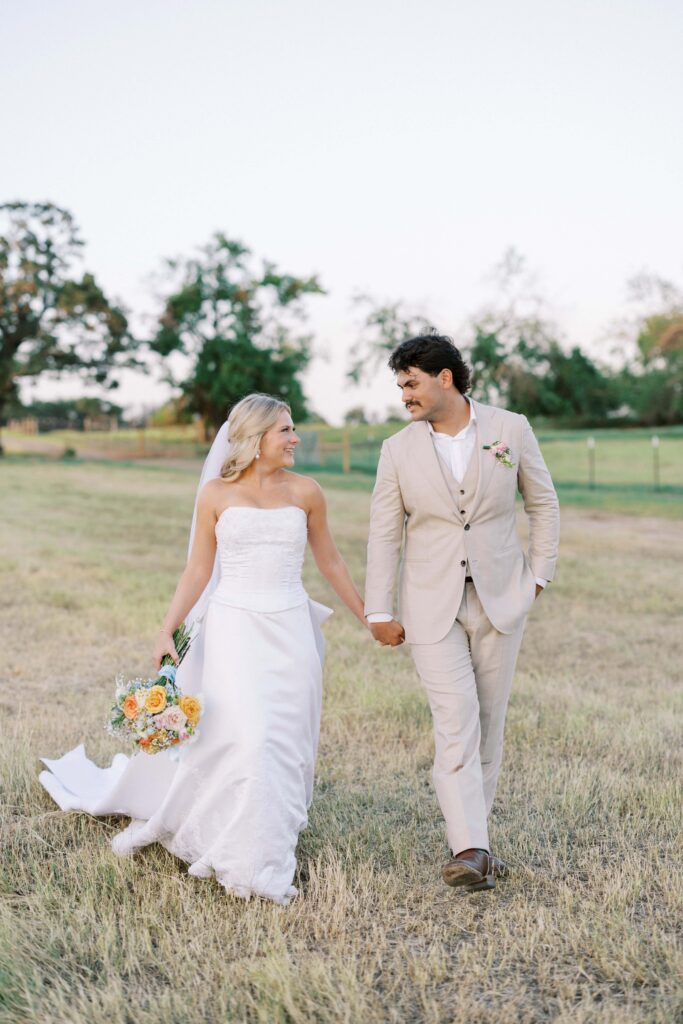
{"left": 465, "top": 330, "right": 679, "bottom": 429}
{"left": 1, "top": 203, "right": 682, "bottom": 454}
{"left": 6, "top": 397, "right": 124, "bottom": 432}
{"left": 346, "top": 260, "right": 683, "bottom": 429}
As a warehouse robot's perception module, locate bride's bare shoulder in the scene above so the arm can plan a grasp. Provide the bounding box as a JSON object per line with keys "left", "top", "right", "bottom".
{"left": 286, "top": 472, "right": 324, "bottom": 508}
{"left": 198, "top": 477, "right": 237, "bottom": 512}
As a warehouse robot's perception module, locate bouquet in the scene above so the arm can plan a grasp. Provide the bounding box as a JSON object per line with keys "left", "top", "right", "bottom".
{"left": 107, "top": 623, "right": 202, "bottom": 755}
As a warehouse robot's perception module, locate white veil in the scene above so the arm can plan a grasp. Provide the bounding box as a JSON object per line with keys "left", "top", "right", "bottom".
{"left": 185, "top": 419, "right": 231, "bottom": 628}
{"left": 176, "top": 419, "right": 231, "bottom": 695}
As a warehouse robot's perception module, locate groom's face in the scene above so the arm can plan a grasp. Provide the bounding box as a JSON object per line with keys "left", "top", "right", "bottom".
{"left": 397, "top": 366, "right": 449, "bottom": 421}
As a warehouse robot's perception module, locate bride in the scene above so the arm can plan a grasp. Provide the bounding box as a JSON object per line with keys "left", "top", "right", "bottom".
{"left": 40, "top": 393, "right": 370, "bottom": 905}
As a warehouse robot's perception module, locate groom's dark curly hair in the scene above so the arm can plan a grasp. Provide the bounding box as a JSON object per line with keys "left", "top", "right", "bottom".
{"left": 388, "top": 330, "right": 471, "bottom": 394}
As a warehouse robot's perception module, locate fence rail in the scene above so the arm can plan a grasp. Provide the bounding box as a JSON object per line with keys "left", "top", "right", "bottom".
{"left": 306, "top": 432, "right": 683, "bottom": 492}
{"left": 4, "top": 425, "right": 682, "bottom": 491}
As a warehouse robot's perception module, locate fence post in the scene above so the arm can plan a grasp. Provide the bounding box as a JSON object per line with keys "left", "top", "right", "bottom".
{"left": 652, "top": 435, "right": 660, "bottom": 491}
{"left": 137, "top": 427, "right": 146, "bottom": 457}
{"left": 342, "top": 430, "right": 351, "bottom": 474}
{"left": 587, "top": 436, "right": 596, "bottom": 489}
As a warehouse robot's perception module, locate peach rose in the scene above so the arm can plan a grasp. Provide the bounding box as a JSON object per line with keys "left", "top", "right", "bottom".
{"left": 122, "top": 695, "right": 139, "bottom": 720}
{"left": 145, "top": 686, "right": 167, "bottom": 714}
{"left": 179, "top": 695, "right": 201, "bottom": 726}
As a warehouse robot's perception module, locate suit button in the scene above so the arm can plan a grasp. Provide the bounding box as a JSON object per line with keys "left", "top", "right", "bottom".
{"left": 464, "top": 523, "right": 470, "bottom": 531}
{"left": 460, "top": 489, "right": 465, "bottom": 494}
{"left": 460, "top": 510, "right": 466, "bottom": 515}
{"left": 460, "top": 560, "right": 466, "bottom": 567}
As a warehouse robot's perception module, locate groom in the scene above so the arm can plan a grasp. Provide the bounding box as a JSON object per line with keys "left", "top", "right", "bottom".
{"left": 365, "top": 332, "right": 560, "bottom": 892}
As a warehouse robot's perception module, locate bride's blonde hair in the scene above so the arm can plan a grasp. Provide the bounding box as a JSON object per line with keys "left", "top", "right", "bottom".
{"left": 221, "top": 393, "right": 292, "bottom": 482}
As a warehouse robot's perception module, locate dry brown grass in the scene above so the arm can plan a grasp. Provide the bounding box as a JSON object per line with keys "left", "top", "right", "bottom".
{"left": 1, "top": 460, "right": 682, "bottom": 1023}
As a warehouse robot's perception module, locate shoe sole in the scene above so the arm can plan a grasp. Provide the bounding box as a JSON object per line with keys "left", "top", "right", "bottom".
{"left": 442, "top": 865, "right": 480, "bottom": 887}
{"left": 443, "top": 856, "right": 507, "bottom": 891}
{"left": 442, "top": 865, "right": 497, "bottom": 889}
{"left": 463, "top": 875, "right": 496, "bottom": 892}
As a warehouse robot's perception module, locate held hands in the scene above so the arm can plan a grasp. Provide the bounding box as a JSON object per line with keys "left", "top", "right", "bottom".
{"left": 369, "top": 619, "right": 405, "bottom": 647}
{"left": 152, "top": 630, "right": 180, "bottom": 672}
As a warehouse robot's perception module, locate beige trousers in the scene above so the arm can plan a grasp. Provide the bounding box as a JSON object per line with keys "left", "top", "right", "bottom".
{"left": 410, "top": 582, "right": 526, "bottom": 855}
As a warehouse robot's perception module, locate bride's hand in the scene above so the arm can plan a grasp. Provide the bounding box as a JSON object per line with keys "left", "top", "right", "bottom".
{"left": 153, "top": 630, "right": 179, "bottom": 672}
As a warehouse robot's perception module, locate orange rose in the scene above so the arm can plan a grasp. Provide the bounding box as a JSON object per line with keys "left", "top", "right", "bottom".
{"left": 179, "top": 695, "right": 201, "bottom": 726}
{"left": 122, "top": 695, "right": 139, "bottom": 720}
{"left": 145, "top": 686, "right": 167, "bottom": 714}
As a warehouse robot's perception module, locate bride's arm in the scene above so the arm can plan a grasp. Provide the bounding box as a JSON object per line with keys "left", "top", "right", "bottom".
{"left": 305, "top": 480, "right": 368, "bottom": 628}
{"left": 152, "top": 486, "right": 218, "bottom": 669}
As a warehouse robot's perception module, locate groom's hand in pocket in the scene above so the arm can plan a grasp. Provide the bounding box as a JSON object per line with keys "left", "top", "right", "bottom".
{"left": 369, "top": 620, "right": 405, "bottom": 647}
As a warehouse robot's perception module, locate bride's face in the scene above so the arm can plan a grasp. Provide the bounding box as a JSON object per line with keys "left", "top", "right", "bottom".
{"left": 260, "top": 411, "right": 300, "bottom": 467}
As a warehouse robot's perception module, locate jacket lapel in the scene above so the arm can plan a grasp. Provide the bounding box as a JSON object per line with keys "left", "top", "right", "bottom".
{"left": 468, "top": 400, "right": 504, "bottom": 519}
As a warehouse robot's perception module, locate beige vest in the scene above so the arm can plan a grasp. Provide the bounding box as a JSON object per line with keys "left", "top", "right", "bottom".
{"left": 433, "top": 444, "right": 479, "bottom": 575}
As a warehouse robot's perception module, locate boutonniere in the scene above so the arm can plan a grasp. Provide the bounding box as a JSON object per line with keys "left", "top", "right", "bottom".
{"left": 482, "top": 440, "right": 515, "bottom": 468}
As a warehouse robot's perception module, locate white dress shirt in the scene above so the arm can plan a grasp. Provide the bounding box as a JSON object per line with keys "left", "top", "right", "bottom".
{"left": 367, "top": 401, "right": 547, "bottom": 623}
{"left": 429, "top": 399, "right": 479, "bottom": 484}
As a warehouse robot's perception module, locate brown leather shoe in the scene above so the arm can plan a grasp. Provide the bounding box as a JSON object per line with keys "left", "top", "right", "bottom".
{"left": 442, "top": 848, "right": 497, "bottom": 891}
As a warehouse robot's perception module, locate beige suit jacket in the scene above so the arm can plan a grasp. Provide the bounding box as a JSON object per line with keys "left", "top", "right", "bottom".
{"left": 364, "top": 400, "right": 560, "bottom": 643}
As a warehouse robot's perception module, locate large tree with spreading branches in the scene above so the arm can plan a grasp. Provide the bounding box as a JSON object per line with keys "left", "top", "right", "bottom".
{"left": 151, "top": 234, "right": 324, "bottom": 435}
{"left": 0, "top": 201, "right": 136, "bottom": 452}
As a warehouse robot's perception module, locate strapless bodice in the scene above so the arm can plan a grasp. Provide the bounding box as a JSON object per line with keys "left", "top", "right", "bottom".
{"left": 211, "top": 506, "right": 308, "bottom": 612}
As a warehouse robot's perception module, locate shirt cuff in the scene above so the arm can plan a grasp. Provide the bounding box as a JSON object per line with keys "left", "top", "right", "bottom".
{"left": 534, "top": 577, "right": 548, "bottom": 588}
{"left": 366, "top": 613, "right": 393, "bottom": 623}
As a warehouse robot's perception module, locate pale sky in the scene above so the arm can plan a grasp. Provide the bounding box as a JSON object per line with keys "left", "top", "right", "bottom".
{"left": 2, "top": 0, "right": 682, "bottom": 423}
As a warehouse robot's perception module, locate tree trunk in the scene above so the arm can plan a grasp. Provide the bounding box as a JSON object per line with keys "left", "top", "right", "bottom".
{"left": 0, "top": 393, "right": 8, "bottom": 456}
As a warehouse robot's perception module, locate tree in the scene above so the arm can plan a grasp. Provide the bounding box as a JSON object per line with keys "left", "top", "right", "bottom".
{"left": 347, "top": 293, "right": 432, "bottom": 384}
{"left": 505, "top": 341, "right": 614, "bottom": 423}
{"left": 343, "top": 405, "right": 369, "bottom": 425}
{"left": 150, "top": 234, "right": 324, "bottom": 435}
{"left": 468, "top": 248, "right": 557, "bottom": 405}
{"left": 468, "top": 329, "right": 508, "bottom": 404}
{"left": 149, "top": 395, "right": 194, "bottom": 428}
{"left": 8, "top": 396, "right": 123, "bottom": 430}
{"left": 345, "top": 248, "right": 623, "bottom": 426}
{"left": 609, "top": 272, "right": 683, "bottom": 425}
{"left": 0, "top": 201, "right": 134, "bottom": 452}
{"left": 466, "top": 249, "right": 617, "bottom": 423}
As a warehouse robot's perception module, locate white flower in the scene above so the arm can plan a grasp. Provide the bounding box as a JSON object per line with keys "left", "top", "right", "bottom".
{"left": 156, "top": 706, "right": 187, "bottom": 731}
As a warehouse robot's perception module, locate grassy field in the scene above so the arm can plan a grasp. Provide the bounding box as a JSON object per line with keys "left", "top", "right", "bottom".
{"left": 4, "top": 423, "right": 683, "bottom": 521}
{"left": 1, "top": 460, "right": 682, "bottom": 1023}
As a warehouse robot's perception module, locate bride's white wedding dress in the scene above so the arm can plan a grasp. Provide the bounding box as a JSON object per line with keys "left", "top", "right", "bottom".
{"left": 39, "top": 506, "right": 332, "bottom": 905}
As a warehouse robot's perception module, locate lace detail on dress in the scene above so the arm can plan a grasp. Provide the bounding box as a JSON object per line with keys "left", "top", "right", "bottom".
{"left": 213, "top": 507, "right": 308, "bottom": 612}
